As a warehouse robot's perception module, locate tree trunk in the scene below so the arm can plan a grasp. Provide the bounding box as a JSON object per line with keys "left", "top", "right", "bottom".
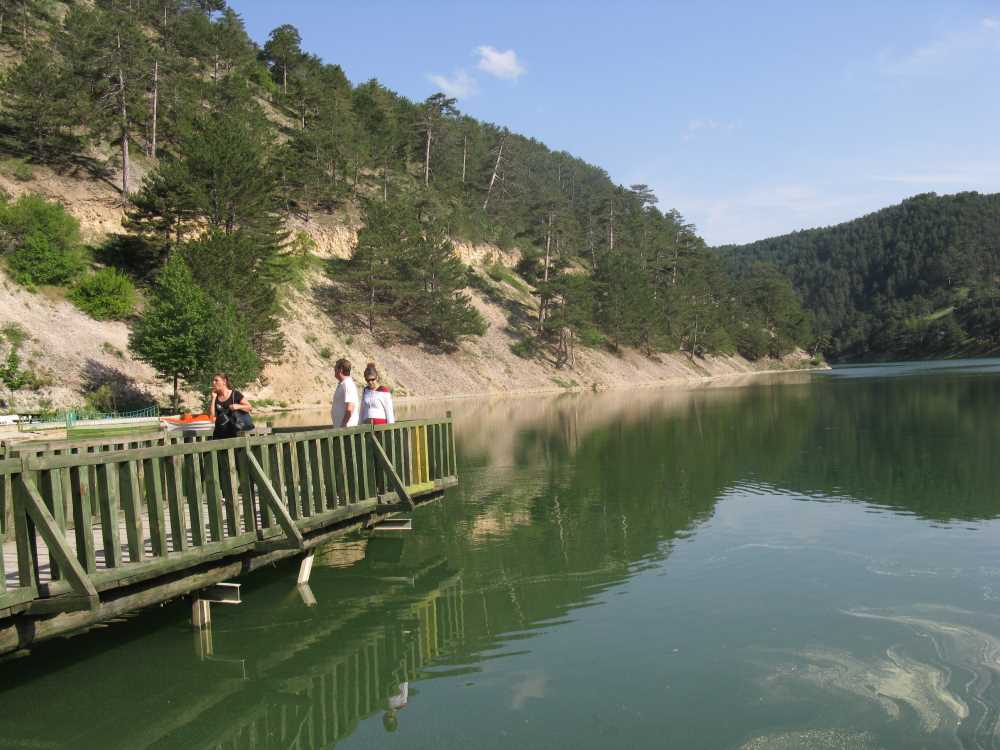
{"left": 423, "top": 128, "right": 432, "bottom": 187}
{"left": 538, "top": 213, "right": 553, "bottom": 333}
{"left": 383, "top": 158, "right": 389, "bottom": 202}
{"left": 482, "top": 134, "right": 505, "bottom": 211}
{"left": 119, "top": 68, "right": 130, "bottom": 199}
{"left": 172, "top": 373, "right": 179, "bottom": 410}
{"left": 461, "top": 134, "right": 467, "bottom": 185}
{"left": 282, "top": 63, "right": 287, "bottom": 94}
{"left": 150, "top": 59, "right": 158, "bottom": 159}
{"left": 609, "top": 198, "right": 615, "bottom": 253}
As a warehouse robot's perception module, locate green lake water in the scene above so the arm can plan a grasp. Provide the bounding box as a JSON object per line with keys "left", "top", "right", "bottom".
{"left": 4, "top": 360, "right": 1000, "bottom": 749}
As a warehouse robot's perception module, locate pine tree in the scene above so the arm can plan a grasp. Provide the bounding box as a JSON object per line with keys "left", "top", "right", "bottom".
{"left": 129, "top": 254, "right": 212, "bottom": 407}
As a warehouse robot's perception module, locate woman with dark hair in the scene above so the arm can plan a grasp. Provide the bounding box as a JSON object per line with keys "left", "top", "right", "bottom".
{"left": 208, "top": 373, "right": 252, "bottom": 439}
{"left": 360, "top": 363, "right": 395, "bottom": 425}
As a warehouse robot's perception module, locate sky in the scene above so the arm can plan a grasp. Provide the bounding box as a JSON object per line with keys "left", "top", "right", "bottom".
{"left": 233, "top": 0, "right": 1000, "bottom": 245}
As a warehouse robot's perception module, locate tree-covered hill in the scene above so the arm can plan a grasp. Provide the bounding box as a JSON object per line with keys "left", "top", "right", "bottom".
{"left": 0, "top": 1, "right": 816, "bottom": 405}
{"left": 721, "top": 192, "right": 1000, "bottom": 362}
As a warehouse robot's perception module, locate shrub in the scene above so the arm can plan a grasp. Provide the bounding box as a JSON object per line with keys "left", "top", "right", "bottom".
{"left": 0, "top": 194, "right": 80, "bottom": 253}
{"left": 6, "top": 232, "right": 83, "bottom": 285}
{"left": 510, "top": 337, "right": 539, "bottom": 359}
{"left": 70, "top": 268, "right": 137, "bottom": 320}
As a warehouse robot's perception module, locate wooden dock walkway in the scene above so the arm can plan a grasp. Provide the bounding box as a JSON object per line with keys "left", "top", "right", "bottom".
{"left": 0, "top": 417, "right": 458, "bottom": 655}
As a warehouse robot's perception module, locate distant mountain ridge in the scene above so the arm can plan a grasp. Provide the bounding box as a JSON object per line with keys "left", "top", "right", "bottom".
{"left": 720, "top": 191, "right": 1000, "bottom": 361}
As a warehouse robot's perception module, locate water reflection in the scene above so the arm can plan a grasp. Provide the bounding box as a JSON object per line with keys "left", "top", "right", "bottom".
{"left": 0, "top": 541, "right": 465, "bottom": 749}
{"left": 4, "top": 364, "right": 1000, "bottom": 749}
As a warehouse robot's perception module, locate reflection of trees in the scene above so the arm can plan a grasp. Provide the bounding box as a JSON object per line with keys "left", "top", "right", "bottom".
{"left": 0, "top": 556, "right": 465, "bottom": 750}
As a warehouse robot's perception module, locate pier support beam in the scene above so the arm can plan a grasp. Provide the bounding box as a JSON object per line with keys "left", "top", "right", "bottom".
{"left": 297, "top": 552, "right": 315, "bottom": 585}
{"left": 192, "top": 598, "right": 211, "bottom": 629}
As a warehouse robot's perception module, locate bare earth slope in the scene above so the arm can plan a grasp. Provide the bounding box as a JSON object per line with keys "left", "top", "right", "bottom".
{"left": 0, "top": 168, "right": 813, "bottom": 411}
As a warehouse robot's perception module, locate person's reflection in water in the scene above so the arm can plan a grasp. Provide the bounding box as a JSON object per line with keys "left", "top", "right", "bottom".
{"left": 382, "top": 674, "right": 409, "bottom": 732}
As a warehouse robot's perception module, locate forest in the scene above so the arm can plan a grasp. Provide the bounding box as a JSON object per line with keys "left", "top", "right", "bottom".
{"left": 0, "top": 0, "right": 812, "bottom": 403}
{"left": 721, "top": 192, "right": 1000, "bottom": 362}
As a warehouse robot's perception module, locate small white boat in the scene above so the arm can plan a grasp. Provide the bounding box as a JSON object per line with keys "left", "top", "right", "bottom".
{"left": 160, "top": 414, "right": 214, "bottom": 432}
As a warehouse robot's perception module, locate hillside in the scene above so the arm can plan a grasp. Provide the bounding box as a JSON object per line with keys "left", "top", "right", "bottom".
{"left": 0, "top": 167, "right": 811, "bottom": 413}
{"left": 721, "top": 192, "right": 1000, "bottom": 362}
{"left": 0, "top": 2, "right": 818, "bottom": 414}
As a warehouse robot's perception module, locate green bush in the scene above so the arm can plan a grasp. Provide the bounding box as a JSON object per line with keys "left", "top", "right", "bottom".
{"left": 70, "top": 268, "right": 137, "bottom": 320}
{"left": 0, "top": 195, "right": 83, "bottom": 287}
{"left": 0, "top": 194, "right": 80, "bottom": 252}
{"left": 510, "top": 337, "right": 539, "bottom": 359}
{"left": 6, "top": 232, "right": 83, "bottom": 285}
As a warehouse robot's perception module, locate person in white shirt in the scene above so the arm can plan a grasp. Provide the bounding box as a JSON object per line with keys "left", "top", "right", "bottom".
{"left": 331, "top": 358, "right": 360, "bottom": 427}
{"left": 359, "top": 363, "right": 396, "bottom": 425}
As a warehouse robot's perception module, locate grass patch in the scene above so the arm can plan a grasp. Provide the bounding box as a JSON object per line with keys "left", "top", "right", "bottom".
{"left": 486, "top": 263, "right": 531, "bottom": 295}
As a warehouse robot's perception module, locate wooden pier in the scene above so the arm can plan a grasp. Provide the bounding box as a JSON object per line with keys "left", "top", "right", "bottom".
{"left": 0, "top": 417, "right": 458, "bottom": 655}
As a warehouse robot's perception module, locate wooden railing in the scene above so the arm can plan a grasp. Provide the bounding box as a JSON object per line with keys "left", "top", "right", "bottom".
{"left": 0, "top": 418, "right": 457, "bottom": 620}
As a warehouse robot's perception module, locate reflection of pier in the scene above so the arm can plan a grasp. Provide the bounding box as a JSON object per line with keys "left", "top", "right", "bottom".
{"left": 0, "top": 543, "right": 465, "bottom": 750}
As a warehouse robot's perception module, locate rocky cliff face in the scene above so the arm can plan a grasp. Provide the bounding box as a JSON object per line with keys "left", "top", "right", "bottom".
{"left": 0, "top": 166, "right": 815, "bottom": 413}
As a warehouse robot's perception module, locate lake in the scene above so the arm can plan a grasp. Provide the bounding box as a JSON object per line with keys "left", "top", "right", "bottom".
{"left": 3, "top": 359, "right": 1000, "bottom": 749}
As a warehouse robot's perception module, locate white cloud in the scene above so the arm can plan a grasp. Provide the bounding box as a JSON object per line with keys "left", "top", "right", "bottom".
{"left": 681, "top": 118, "right": 740, "bottom": 142}
{"left": 476, "top": 46, "right": 526, "bottom": 80}
{"left": 878, "top": 17, "right": 1000, "bottom": 76}
{"left": 427, "top": 69, "right": 479, "bottom": 99}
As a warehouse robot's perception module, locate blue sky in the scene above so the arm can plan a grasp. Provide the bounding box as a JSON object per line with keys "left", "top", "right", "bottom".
{"left": 234, "top": 1, "right": 1000, "bottom": 245}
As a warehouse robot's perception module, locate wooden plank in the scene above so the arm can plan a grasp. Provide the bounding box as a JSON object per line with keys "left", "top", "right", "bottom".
{"left": 403, "top": 428, "right": 413, "bottom": 487}
{"left": 95, "top": 462, "right": 122, "bottom": 568}
{"left": 337, "top": 435, "right": 349, "bottom": 504}
{"left": 320, "top": 437, "right": 337, "bottom": 510}
{"left": 164, "top": 455, "right": 188, "bottom": 552}
{"left": 222, "top": 449, "right": 241, "bottom": 537}
{"left": 183, "top": 453, "right": 206, "bottom": 547}
{"left": 16, "top": 473, "right": 98, "bottom": 606}
{"left": 0, "top": 471, "right": 12, "bottom": 541}
{"left": 118, "top": 460, "right": 144, "bottom": 563}
{"left": 296, "top": 439, "right": 314, "bottom": 518}
{"left": 282, "top": 441, "right": 301, "bottom": 520}
{"left": 236, "top": 447, "right": 256, "bottom": 534}
{"left": 204, "top": 450, "right": 225, "bottom": 542}
{"left": 358, "top": 432, "right": 371, "bottom": 500}
{"left": 262, "top": 444, "right": 284, "bottom": 530}
{"left": 350, "top": 434, "right": 362, "bottom": 504}
{"left": 245, "top": 451, "right": 304, "bottom": 551}
{"left": 142, "top": 457, "right": 169, "bottom": 558}
{"left": 309, "top": 439, "right": 326, "bottom": 514}
{"left": 448, "top": 419, "right": 457, "bottom": 477}
{"left": 367, "top": 433, "right": 414, "bottom": 509}
{"left": 38, "top": 468, "right": 66, "bottom": 580}
{"left": 438, "top": 423, "right": 446, "bottom": 481}
{"left": 69, "top": 466, "right": 97, "bottom": 573}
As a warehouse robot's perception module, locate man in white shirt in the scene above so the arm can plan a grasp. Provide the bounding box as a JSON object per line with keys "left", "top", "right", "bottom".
{"left": 331, "top": 358, "right": 360, "bottom": 427}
